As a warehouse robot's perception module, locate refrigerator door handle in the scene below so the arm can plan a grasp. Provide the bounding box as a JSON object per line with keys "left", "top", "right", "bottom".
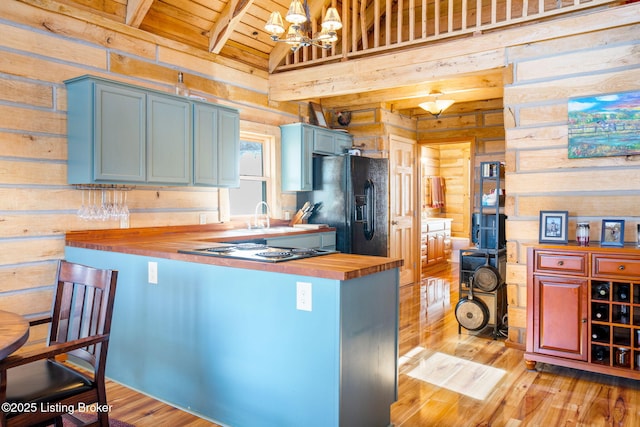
{"left": 364, "top": 179, "right": 375, "bottom": 240}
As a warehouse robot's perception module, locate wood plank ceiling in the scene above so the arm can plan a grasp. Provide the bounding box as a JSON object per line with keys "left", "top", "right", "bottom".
{"left": 48, "top": 0, "right": 505, "bottom": 117}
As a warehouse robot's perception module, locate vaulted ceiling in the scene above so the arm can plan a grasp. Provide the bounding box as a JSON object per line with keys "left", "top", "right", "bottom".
{"left": 48, "top": 0, "right": 515, "bottom": 116}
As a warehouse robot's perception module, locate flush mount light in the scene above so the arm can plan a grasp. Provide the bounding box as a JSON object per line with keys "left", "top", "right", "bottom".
{"left": 419, "top": 92, "right": 455, "bottom": 118}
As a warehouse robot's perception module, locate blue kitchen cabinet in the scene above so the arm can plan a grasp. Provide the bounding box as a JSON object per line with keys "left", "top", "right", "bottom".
{"left": 65, "top": 75, "right": 239, "bottom": 187}
{"left": 67, "top": 78, "right": 147, "bottom": 183}
{"left": 266, "top": 231, "right": 336, "bottom": 249}
{"left": 281, "top": 123, "right": 353, "bottom": 192}
{"left": 281, "top": 123, "right": 314, "bottom": 191}
{"left": 193, "top": 102, "right": 240, "bottom": 187}
{"left": 64, "top": 246, "right": 398, "bottom": 427}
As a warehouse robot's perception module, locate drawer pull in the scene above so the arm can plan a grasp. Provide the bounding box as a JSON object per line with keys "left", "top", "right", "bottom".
{"left": 557, "top": 261, "right": 564, "bottom": 266}
{"left": 618, "top": 265, "right": 625, "bottom": 271}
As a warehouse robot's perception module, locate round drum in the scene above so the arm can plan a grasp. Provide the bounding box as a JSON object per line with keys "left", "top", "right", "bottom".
{"left": 455, "top": 297, "right": 490, "bottom": 331}
{"left": 473, "top": 264, "right": 501, "bottom": 292}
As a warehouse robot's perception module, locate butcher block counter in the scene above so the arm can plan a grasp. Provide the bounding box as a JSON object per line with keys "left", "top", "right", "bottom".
{"left": 64, "top": 223, "right": 400, "bottom": 427}
{"left": 65, "top": 223, "right": 402, "bottom": 281}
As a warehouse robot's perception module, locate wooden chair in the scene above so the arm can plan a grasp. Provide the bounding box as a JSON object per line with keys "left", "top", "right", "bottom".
{"left": 0, "top": 260, "right": 118, "bottom": 427}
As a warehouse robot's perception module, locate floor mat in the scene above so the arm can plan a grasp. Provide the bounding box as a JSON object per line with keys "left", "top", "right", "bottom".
{"left": 407, "top": 351, "right": 505, "bottom": 400}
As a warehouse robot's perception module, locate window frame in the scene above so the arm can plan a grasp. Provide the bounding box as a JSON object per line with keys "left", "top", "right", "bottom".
{"left": 221, "top": 131, "right": 278, "bottom": 223}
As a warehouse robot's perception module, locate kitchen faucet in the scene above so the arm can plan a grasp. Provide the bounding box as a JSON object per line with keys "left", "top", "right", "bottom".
{"left": 253, "top": 201, "right": 271, "bottom": 229}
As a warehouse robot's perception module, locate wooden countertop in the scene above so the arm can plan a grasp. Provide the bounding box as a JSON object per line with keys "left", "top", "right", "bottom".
{"left": 65, "top": 224, "right": 403, "bottom": 281}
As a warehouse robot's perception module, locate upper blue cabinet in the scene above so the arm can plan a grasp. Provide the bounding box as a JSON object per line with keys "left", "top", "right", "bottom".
{"left": 281, "top": 123, "right": 353, "bottom": 192}
{"left": 65, "top": 75, "right": 239, "bottom": 187}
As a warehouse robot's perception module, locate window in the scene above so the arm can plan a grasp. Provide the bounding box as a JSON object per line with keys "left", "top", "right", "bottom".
{"left": 228, "top": 133, "right": 273, "bottom": 216}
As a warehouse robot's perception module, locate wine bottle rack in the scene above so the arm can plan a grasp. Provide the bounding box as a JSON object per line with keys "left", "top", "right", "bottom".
{"left": 590, "top": 280, "right": 640, "bottom": 369}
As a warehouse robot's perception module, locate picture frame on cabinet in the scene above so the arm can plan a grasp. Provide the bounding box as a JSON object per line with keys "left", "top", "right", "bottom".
{"left": 308, "top": 102, "right": 328, "bottom": 128}
{"left": 539, "top": 211, "right": 568, "bottom": 244}
{"left": 601, "top": 219, "right": 625, "bottom": 247}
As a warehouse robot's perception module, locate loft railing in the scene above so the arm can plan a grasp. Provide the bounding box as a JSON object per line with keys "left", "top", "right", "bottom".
{"left": 272, "top": 0, "right": 619, "bottom": 71}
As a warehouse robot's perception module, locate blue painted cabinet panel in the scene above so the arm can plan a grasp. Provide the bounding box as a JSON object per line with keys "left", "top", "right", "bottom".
{"left": 281, "top": 124, "right": 314, "bottom": 191}
{"left": 64, "top": 246, "right": 398, "bottom": 427}
{"left": 280, "top": 123, "right": 353, "bottom": 192}
{"left": 65, "top": 75, "right": 239, "bottom": 187}
{"left": 193, "top": 103, "right": 240, "bottom": 187}
{"left": 67, "top": 78, "right": 146, "bottom": 183}
{"left": 147, "top": 94, "right": 191, "bottom": 184}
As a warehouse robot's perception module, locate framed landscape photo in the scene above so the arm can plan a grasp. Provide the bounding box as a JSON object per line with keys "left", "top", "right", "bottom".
{"left": 601, "top": 219, "right": 625, "bottom": 247}
{"left": 539, "top": 211, "right": 568, "bottom": 244}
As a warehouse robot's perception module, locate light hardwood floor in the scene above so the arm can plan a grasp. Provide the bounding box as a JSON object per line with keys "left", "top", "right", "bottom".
{"left": 103, "top": 262, "right": 640, "bottom": 426}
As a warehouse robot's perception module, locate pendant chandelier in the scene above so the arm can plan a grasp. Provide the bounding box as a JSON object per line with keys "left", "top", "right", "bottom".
{"left": 265, "top": 0, "right": 342, "bottom": 51}
{"left": 419, "top": 92, "right": 455, "bottom": 118}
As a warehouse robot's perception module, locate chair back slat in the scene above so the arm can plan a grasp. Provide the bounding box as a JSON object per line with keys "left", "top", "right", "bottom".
{"left": 49, "top": 261, "right": 118, "bottom": 368}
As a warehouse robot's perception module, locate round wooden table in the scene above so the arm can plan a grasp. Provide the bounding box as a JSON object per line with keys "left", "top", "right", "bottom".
{"left": 0, "top": 310, "right": 29, "bottom": 359}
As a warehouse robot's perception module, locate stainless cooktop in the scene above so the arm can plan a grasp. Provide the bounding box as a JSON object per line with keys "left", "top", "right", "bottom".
{"left": 178, "top": 242, "right": 337, "bottom": 263}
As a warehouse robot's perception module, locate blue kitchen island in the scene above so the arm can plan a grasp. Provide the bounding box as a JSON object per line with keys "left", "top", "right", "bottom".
{"left": 65, "top": 226, "right": 401, "bottom": 427}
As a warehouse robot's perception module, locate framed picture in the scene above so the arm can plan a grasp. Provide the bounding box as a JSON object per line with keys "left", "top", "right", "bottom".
{"left": 567, "top": 90, "right": 640, "bottom": 158}
{"left": 601, "top": 219, "right": 625, "bottom": 247}
{"left": 539, "top": 211, "right": 568, "bottom": 244}
{"left": 308, "top": 102, "right": 328, "bottom": 128}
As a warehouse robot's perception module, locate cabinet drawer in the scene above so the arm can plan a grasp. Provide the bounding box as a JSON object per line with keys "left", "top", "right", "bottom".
{"left": 593, "top": 255, "right": 640, "bottom": 278}
{"left": 534, "top": 251, "right": 587, "bottom": 276}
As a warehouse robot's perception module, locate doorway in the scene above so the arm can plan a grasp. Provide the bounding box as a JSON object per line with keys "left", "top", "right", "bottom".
{"left": 418, "top": 139, "right": 473, "bottom": 276}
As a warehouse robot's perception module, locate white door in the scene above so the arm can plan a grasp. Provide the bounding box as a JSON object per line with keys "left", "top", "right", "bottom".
{"left": 389, "top": 135, "right": 418, "bottom": 286}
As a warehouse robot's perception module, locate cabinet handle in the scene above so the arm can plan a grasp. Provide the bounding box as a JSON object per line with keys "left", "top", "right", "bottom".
{"left": 618, "top": 265, "right": 625, "bottom": 271}
{"left": 582, "top": 318, "right": 587, "bottom": 323}
{"left": 557, "top": 261, "right": 564, "bottom": 266}
{"left": 391, "top": 220, "right": 398, "bottom": 225}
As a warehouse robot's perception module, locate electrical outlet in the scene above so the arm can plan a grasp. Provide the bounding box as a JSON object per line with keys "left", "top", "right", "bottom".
{"left": 199, "top": 213, "right": 207, "bottom": 224}
{"left": 296, "top": 281, "right": 312, "bottom": 311}
{"left": 148, "top": 262, "right": 158, "bottom": 284}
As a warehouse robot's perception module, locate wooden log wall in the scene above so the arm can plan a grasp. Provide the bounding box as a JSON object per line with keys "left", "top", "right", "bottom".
{"left": 0, "top": 0, "right": 298, "bottom": 334}
{"left": 503, "top": 21, "right": 640, "bottom": 347}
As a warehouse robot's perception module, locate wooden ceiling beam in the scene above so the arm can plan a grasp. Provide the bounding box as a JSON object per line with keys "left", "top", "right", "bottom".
{"left": 318, "top": 70, "right": 505, "bottom": 108}
{"left": 126, "top": 0, "right": 154, "bottom": 28}
{"left": 209, "top": 0, "right": 256, "bottom": 54}
{"left": 268, "top": 45, "right": 506, "bottom": 102}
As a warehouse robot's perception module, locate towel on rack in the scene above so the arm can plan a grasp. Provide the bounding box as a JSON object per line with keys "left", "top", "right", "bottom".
{"left": 429, "top": 177, "right": 445, "bottom": 208}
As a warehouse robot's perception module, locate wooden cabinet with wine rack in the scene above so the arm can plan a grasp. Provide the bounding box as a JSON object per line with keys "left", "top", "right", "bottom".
{"left": 526, "top": 245, "right": 640, "bottom": 379}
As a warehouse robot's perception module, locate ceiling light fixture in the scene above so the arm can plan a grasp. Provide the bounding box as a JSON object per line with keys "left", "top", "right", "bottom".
{"left": 265, "top": 0, "right": 342, "bottom": 52}
{"left": 419, "top": 92, "right": 455, "bottom": 118}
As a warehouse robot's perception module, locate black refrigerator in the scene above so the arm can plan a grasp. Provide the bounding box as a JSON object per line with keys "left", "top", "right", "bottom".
{"left": 297, "top": 155, "right": 389, "bottom": 257}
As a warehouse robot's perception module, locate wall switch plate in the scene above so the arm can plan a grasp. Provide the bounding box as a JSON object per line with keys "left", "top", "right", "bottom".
{"left": 199, "top": 213, "right": 207, "bottom": 224}
{"left": 296, "top": 281, "right": 312, "bottom": 311}
{"left": 148, "top": 262, "right": 158, "bottom": 284}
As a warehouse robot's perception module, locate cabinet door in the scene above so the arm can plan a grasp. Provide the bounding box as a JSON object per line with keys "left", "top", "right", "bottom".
{"left": 533, "top": 275, "right": 588, "bottom": 360}
{"left": 193, "top": 104, "right": 218, "bottom": 186}
{"left": 217, "top": 108, "right": 240, "bottom": 187}
{"left": 147, "top": 94, "right": 190, "bottom": 184}
{"left": 435, "top": 232, "right": 445, "bottom": 262}
{"left": 94, "top": 83, "right": 146, "bottom": 182}
{"left": 313, "top": 128, "right": 335, "bottom": 154}
{"left": 193, "top": 104, "right": 239, "bottom": 187}
{"left": 426, "top": 234, "right": 436, "bottom": 265}
{"left": 281, "top": 125, "right": 313, "bottom": 191}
